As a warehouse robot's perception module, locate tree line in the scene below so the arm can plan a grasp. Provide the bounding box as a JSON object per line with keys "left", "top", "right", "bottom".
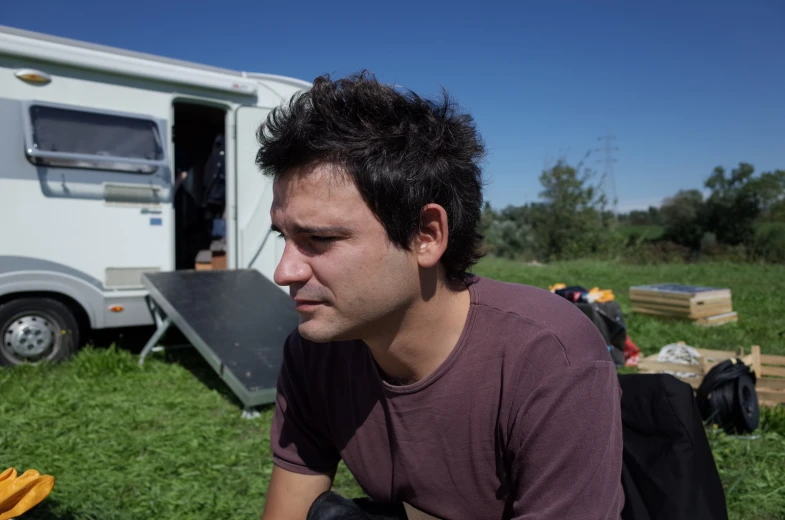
{"left": 480, "top": 159, "right": 785, "bottom": 264}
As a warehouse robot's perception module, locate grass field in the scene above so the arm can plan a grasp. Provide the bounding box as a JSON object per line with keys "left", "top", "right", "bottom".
{"left": 2, "top": 258, "right": 784, "bottom": 519}
{"left": 617, "top": 224, "right": 665, "bottom": 241}
{"left": 757, "top": 221, "right": 785, "bottom": 234}
{"left": 617, "top": 221, "right": 785, "bottom": 243}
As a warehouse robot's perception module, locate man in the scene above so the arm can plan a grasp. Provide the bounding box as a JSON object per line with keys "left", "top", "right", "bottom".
{"left": 257, "top": 71, "right": 624, "bottom": 519}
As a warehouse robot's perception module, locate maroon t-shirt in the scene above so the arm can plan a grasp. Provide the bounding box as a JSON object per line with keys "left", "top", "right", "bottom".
{"left": 270, "top": 275, "right": 624, "bottom": 519}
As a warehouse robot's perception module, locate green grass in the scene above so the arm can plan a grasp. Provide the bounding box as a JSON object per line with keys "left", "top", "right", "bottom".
{"left": 0, "top": 346, "right": 362, "bottom": 519}
{"left": 2, "top": 258, "right": 784, "bottom": 519}
{"left": 757, "top": 221, "right": 785, "bottom": 234}
{"left": 617, "top": 224, "right": 665, "bottom": 241}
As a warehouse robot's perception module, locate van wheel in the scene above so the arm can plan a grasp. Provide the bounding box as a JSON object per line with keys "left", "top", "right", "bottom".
{"left": 0, "top": 298, "right": 79, "bottom": 366}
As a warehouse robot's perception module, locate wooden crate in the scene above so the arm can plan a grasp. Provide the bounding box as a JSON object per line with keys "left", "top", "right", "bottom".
{"left": 629, "top": 284, "right": 731, "bottom": 303}
{"left": 757, "top": 347, "right": 785, "bottom": 406}
{"left": 637, "top": 344, "right": 785, "bottom": 406}
{"left": 630, "top": 284, "right": 734, "bottom": 322}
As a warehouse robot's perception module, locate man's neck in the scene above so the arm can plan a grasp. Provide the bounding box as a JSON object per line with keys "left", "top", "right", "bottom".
{"left": 363, "top": 277, "right": 472, "bottom": 386}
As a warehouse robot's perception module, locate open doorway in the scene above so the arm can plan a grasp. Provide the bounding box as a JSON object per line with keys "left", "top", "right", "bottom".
{"left": 172, "top": 102, "right": 227, "bottom": 271}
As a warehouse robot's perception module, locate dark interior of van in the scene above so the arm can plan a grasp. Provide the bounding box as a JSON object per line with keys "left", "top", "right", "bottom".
{"left": 172, "top": 102, "right": 227, "bottom": 271}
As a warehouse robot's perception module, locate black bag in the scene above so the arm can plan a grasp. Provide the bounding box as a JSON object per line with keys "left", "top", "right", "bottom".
{"left": 307, "top": 492, "right": 406, "bottom": 520}
{"left": 575, "top": 300, "right": 627, "bottom": 366}
{"left": 696, "top": 359, "right": 759, "bottom": 434}
{"left": 552, "top": 285, "right": 627, "bottom": 365}
{"left": 575, "top": 301, "right": 626, "bottom": 349}
{"left": 618, "top": 374, "right": 728, "bottom": 520}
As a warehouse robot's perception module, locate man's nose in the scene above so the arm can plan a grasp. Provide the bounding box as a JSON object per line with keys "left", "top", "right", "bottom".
{"left": 273, "top": 241, "right": 312, "bottom": 287}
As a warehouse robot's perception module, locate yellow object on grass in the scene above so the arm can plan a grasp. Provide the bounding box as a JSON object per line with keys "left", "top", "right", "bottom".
{"left": 588, "top": 287, "right": 615, "bottom": 303}
{"left": 0, "top": 468, "right": 55, "bottom": 520}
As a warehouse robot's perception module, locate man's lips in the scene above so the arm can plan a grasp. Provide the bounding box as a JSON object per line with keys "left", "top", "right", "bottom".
{"left": 293, "top": 299, "right": 326, "bottom": 310}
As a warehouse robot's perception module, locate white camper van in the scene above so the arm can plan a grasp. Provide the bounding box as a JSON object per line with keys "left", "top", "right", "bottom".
{"left": 0, "top": 25, "right": 310, "bottom": 365}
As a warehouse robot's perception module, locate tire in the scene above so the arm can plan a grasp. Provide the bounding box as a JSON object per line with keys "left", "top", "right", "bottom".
{"left": 0, "top": 297, "right": 80, "bottom": 366}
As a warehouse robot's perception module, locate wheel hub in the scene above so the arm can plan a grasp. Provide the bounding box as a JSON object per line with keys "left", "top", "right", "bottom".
{"left": 4, "top": 315, "right": 56, "bottom": 358}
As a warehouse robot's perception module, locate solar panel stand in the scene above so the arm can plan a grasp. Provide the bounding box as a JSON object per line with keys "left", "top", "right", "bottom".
{"left": 138, "top": 297, "right": 175, "bottom": 366}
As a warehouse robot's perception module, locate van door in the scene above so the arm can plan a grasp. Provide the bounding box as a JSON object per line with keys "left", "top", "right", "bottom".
{"left": 233, "top": 106, "right": 283, "bottom": 287}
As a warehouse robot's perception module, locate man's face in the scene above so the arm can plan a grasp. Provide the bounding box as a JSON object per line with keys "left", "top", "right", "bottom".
{"left": 270, "top": 163, "right": 420, "bottom": 343}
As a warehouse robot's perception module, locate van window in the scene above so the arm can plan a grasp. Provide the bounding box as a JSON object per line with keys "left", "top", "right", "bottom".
{"left": 26, "top": 104, "right": 165, "bottom": 173}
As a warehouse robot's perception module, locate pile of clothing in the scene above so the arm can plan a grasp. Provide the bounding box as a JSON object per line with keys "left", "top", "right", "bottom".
{"left": 548, "top": 283, "right": 640, "bottom": 367}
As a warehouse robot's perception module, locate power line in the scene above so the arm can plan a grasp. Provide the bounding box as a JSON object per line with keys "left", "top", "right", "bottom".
{"left": 596, "top": 133, "right": 618, "bottom": 215}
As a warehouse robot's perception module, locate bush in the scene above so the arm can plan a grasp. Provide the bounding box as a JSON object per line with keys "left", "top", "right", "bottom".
{"left": 700, "top": 232, "right": 718, "bottom": 250}
{"left": 748, "top": 224, "right": 785, "bottom": 263}
{"left": 660, "top": 189, "right": 705, "bottom": 249}
{"left": 483, "top": 219, "right": 536, "bottom": 260}
{"left": 587, "top": 229, "right": 629, "bottom": 260}
{"left": 699, "top": 243, "right": 749, "bottom": 263}
{"left": 621, "top": 240, "right": 691, "bottom": 265}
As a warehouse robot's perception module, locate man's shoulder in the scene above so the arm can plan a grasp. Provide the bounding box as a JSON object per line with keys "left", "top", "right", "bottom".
{"left": 470, "top": 274, "right": 588, "bottom": 325}
{"left": 469, "top": 275, "right": 609, "bottom": 365}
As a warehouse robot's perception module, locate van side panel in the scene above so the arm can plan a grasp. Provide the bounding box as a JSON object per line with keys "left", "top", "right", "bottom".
{"left": 0, "top": 56, "right": 178, "bottom": 328}
{"left": 0, "top": 94, "right": 172, "bottom": 289}
{"left": 0, "top": 257, "right": 154, "bottom": 328}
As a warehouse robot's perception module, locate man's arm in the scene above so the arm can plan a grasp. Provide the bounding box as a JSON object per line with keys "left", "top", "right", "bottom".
{"left": 265, "top": 332, "right": 342, "bottom": 519}
{"left": 261, "top": 465, "right": 335, "bottom": 520}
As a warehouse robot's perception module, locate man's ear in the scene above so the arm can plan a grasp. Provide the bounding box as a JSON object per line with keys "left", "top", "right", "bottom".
{"left": 414, "top": 203, "right": 449, "bottom": 269}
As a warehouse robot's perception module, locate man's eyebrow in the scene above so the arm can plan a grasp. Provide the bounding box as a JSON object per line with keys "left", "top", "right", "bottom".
{"left": 270, "top": 224, "right": 353, "bottom": 236}
{"left": 294, "top": 224, "right": 353, "bottom": 236}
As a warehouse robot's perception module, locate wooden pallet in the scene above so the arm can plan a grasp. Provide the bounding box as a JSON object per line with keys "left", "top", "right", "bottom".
{"left": 631, "top": 304, "right": 735, "bottom": 320}
{"left": 694, "top": 312, "right": 739, "bottom": 327}
{"left": 637, "top": 344, "right": 785, "bottom": 406}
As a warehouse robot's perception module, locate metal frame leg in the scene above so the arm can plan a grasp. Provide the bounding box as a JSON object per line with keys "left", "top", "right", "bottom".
{"left": 138, "top": 298, "right": 172, "bottom": 366}
{"left": 241, "top": 408, "right": 261, "bottom": 419}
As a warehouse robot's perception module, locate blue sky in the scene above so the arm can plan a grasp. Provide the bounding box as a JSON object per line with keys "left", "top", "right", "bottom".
{"left": 2, "top": 1, "right": 783, "bottom": 212}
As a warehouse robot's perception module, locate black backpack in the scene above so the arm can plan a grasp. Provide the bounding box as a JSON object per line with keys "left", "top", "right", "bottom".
{"left": 554, "top": 285, "right": 628, "bottom": 366}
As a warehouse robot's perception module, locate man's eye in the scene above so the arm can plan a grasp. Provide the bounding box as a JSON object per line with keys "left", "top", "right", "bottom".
{"left": 311, "top": 236, "right": 336, "bottom": 243}
{"left": 275, "top": 232, "right": 285, "bottom": 239}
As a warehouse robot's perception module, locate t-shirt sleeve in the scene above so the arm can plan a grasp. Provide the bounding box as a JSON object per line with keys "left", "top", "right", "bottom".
{"left": 506, "top": 356, "right": 625, "bottom": 519}
{"left": 269, "top": 332, "right": 341, "bottom": 476}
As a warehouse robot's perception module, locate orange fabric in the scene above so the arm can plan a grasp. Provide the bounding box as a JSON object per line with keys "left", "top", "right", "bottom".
{"left": 0, "top": 468, "right": 55, "bottom": 520}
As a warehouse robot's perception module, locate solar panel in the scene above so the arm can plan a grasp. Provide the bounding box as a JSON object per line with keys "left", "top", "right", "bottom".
{"left": 140, "top": 269, "right": 299, "bottom": 408}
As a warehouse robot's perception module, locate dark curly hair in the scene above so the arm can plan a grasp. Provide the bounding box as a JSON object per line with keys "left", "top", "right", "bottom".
{"left": 255, "top": 70, "right": 486, "bottom": 284}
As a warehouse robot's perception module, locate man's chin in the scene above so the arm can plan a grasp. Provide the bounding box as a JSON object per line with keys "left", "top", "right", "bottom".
{"left": 297, "top": 319, "right": 358, "bottom": 344}
{"left": 297, "top": 322, "right": 338, "bottom": 343}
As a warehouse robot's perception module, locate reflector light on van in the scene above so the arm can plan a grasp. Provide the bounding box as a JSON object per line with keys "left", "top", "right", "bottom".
{"left": 14, "top": 68, "right": 52, "bottom": 84}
